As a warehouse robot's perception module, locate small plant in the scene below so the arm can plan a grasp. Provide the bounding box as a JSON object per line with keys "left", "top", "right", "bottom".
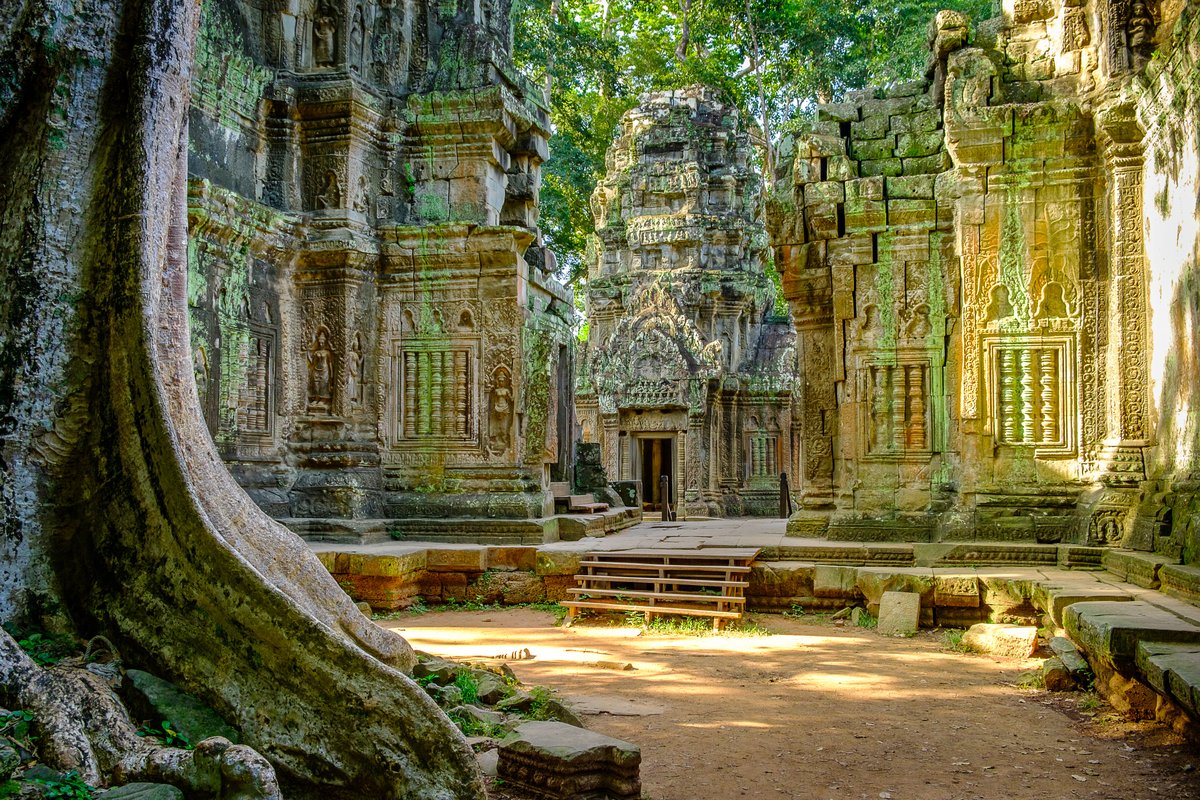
{"left": 1077, "top": 692, "right": 1103, "bottom": 713}
{"left": 454, "top": 669, "right": 480, "bottom": 706}
{"left": 1, "top": 710, "right": 36, "bottom": 752}
{"left": 1016, "top": 670, "right": 1046, "bottom": 690}
{"left": 855, "top": 611, "right": 878, "bottom": 629}
{"left": 30, "top": 771, "right": 94, "bottom": 800}
{"left": 136, "top": 720, "right": 194, "bottom": 750}
{"left": 782, "top": 604, "right": 806, "bottom": 619}
{"left": 941, "top": 628, "right": 974, "bottom": 653}
{"left": 4, "top": 624, "right": 79, "bottom": 666}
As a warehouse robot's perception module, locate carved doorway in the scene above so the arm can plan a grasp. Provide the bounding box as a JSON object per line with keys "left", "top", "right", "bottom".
{"left": 637, "top": 435, "right": 674, "bottom": 513}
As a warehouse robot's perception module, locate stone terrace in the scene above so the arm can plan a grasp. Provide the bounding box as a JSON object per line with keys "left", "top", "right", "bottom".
{"left": 314, "top": 518, "right": 1200, "bottom": 728}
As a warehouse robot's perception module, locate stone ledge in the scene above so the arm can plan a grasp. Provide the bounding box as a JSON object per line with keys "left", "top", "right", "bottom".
{"left": 1064, "top": 600, "right": 1200, "bottom": 671}
{"left": 1104, "top": 549, "right": 1176, "bottom": 588}
{"left": 1160, "top": 564, "right": 1200, "bottom": 605}
{"left": 1136, "top": 641, "right": 1200, "bottom": 717}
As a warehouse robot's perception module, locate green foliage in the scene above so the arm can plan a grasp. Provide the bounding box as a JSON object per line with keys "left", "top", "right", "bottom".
{"left": 3, "top": 623, "right": 79, "bottom": 666}
{"left": 1016, "top": 670, "right": 1046, "bottom": 690}
{"left": 1, "top": 710, "right": 35, "bottom": 752}
{"left": 136, "top": 720, "right": 195, "bottom": 750}
{"left": 512, "top": 0, "right": 995, "bottom": 281}
{"left": 454, "top": 669, "right": 480, "bottom": 706}
{"left": 855, "top": 610, "right": 878, "bottom": 629}
{"left": 940, "top": 628, "right": 974, "bottom": 653}
{"left": 29, "top": 771, "right": 94, "bottom": 800}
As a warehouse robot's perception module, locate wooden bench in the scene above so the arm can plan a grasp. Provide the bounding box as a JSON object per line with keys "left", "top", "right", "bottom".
{"left": 563, "top": 548, "right": 759, "bottom": 630}
{"left": 549, "top": 482, "right": 610, "bottom": 514}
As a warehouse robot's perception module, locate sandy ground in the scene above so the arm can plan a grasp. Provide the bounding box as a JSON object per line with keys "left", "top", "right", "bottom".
{"left": 385, "top": 608, "right": 1200, "bottom": 800}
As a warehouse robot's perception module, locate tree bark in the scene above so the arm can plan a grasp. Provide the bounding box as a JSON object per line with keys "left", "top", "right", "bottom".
{"left": 0, "top": 2, "right": 483, "bottom": 798}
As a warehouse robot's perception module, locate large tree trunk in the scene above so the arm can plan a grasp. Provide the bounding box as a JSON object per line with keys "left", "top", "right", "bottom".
{"left": 0, "top": 2, "right": 484, "bottom": 798}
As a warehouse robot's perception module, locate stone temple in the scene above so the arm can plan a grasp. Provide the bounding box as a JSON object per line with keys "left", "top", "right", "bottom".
{"left": 768, "top": 0, "right": 1199, "bottom": 555}
{"left": 186, "top": 0, "right": 577, "bottom": 543}
{"left": 577, "top": 87, "right": 795, "bottom": 518}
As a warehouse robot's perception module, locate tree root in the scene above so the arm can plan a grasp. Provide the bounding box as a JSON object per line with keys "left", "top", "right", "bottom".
{"left": 0, "top": 629, "right": 280, "bottom": 797}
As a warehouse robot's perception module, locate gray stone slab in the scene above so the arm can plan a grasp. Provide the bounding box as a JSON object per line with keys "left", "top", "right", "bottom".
{"left": 1063, "top": 600, "right": 1200, "bottom": 671}
{"left": 1135, "top": 641, "right": 1200, "bottom": 715}
{"left": 498, "top": 721, "right": 641, "bottom": 800}
{"left": 877, "top": 591, "right": 921, "bottom": 635}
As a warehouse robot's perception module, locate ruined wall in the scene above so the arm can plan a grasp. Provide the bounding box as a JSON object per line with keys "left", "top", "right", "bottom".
{"left": 187, "top": 0, "right": 576, "bottom": 540}
{"left": 1138, "top": 0, "right": 1200, "bottom": 562}
{"left": 579, "top": 87, "right": 794, "bottom": 517}
{"left": 769, "top": 0, "right": 1198, "bottom": 554}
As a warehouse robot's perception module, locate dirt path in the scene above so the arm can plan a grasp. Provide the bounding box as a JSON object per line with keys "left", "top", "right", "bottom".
{"left": 385, "top": 609, "right": 1200, "bottom": 800}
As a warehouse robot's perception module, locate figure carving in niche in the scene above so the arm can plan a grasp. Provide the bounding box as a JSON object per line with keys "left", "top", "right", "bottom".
{"left": 307, "top": 326, "right": 334, "bottom": 412}
{"left": 905, "top": 304, "right": 932, "bottom": 338}
{"left": 985, "top": 285, "right": 1013, "bottom": 322}
{"left": 458, "top": 309, "right": 475, "bottom": 330}
{"left": 349, "top": 5, "right": 365, "bottom": 72}
{"left": 402, "top": 309, "right": 416, "bottom": 331}
{"left": 487, "top": 366, "right": 514, "bottom": 454}
{"left": 313, "top": 9, "right": 336, "bottom": 67}
{"left": 1035, "top": 282, "right": 1069, "bottom": 319}
{"left": 1126, "top": 0, "right": 1155, "bottom": 70}
{"left": 353, "top": 175, "right": 370, "bottom": 215}
{"left": 316, "top": 170, "right": 341, "bottom": 209}
{"left": 347, "top": 333, "right": 364, "bottom": 408}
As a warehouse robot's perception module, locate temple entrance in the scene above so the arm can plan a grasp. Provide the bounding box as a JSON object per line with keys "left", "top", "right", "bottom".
{"left": 638, "top": 436, "right": 674, "bottom": 513}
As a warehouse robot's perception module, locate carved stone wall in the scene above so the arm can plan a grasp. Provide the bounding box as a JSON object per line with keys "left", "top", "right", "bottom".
{"left": 578, "top": 87, "right": 795, "bottom": 517}
{"left": 187, "top": 0, "right": 576, "bottom": 540}
{"left": 769, "top": 0, "right": 1196, "bottom": 549}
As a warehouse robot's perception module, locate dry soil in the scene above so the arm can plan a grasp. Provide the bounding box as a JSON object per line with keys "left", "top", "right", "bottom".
{"left": 385, "top": 608, "right": 1200, "bottom": 800}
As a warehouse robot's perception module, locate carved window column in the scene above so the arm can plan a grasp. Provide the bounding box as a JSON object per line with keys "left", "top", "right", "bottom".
{"left": 1098, "top": 106, "right": 1151, "bottom": 453}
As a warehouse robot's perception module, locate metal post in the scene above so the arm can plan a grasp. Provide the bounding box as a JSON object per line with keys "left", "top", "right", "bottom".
{"left": 779, "top": 471, "right": 792, "bottom": 518}
{"left": 660, "top": 474, "right": 670, "bottom": 522}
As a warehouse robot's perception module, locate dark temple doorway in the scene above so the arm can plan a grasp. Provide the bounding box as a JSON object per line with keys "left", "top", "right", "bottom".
{"left": 639, "top": 436, "right": 674, "bottom": 513}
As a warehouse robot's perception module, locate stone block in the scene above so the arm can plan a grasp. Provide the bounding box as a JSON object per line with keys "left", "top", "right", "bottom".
{"left": 885, "top": 174, "right": 936, "bottom": 199}
{"left": 535, "top": 550, "right": 582, "bottom": 577}
{"left": 859, "top": 158, "right": 903, "bottom": 178}
{"left": 1160, "top": 564, "right": 1200, "bottom": 604}
{"left": 498, "top": 721, "right": 641, "bottom": 800}
{"left": 963, "top": 623, "right": 1038, "bottom": 658}
{"left": 487, "top": 546, "right": 538, "bottom": 572}
{"left": 933, "top": 573, "right": 981, "bottom": 607}
{"left": 863, "top": 96, "right": 917, "bottom": 118}
{"left": 886, "top": 198, "right": 936, "bottom": 228}
{"left": 359, "top": 553, "right": 424, "bottom": 577}
{"left": 826, "top": 155, "right": 857, "bottom": 181}
{"left": 1064, "top": 600, "right": 1200, "bottom": 671}
{"left": 817, "top": 102, "right": 859, "bottom": 123}
{"left": 890, "top": 109, "right": 941, "bottom": 134}
{"left": 856, "top": 568, "right": 935, "bottom": 608}
{"left": 851, "top": 137, "right": 896, "bottom": 162}
{"left": 894, "top": 131, "right": 944, "bottom": 158}
{"left": 1048, "top": 636, "right": 1090, "bottom": 677}
{"left": 813, "top": 565, "right": 860, "bottom": 598}
{"left": 426, "top": 548, "right": 486, "bottom": 572}
{"left": 850, "top": 114, "right": 890, "bottom": 140}
{"left": 877, "top": 591, "right": 921, "bottom": 635}
{"left": 804, "top": 180, "right": 846, "bottom": 205}
{"left": 826, "top": 235, "right": 874, "bottom": 267}
{"left": 882, "top": 79, "right": 929, "bottom": 98}
{"left": 1042, "top": 657, "right": 1075, "bottom": 691}
{"left": 805, "top": 203, "right": 841, "bottom": 240}
{"left": 1135, "top": 642, "right": 1200, "bottom": 716}
{"left": 903, "top": 152, "right": 952, "bottom": 175}
{"left": 1032, "top": 580, "right": 1133, "bottom": 625}
{"left": 747, "top": 562, "right": 815, "bottom": 610}
{"left": 98, "top": 785, "right": 184, "bottom": 800}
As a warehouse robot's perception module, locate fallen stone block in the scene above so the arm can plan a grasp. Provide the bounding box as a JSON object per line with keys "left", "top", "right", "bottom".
{"left": 1048, "top": 636, "right": 1091, "bottom": 678}
{"left": 877, "top": 591, "right": 921, "bottom": 636}
{"left": 1042, "top": 657, "right": 1076, "bottom": 691}
{"left": 498, "top": 721, "right": 641, "bottom": 800}
{"left": 1135, "top": 641, "right": 1200, "bottom": 717}
{"left": 98, "top": 785, "right": 185, "bottom": 800}
{"left": 962, "top": 624, "right": 1038, "bottom": 658}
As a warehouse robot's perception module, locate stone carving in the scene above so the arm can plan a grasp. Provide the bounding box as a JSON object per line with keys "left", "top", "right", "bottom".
{"left": 578, "top": 86, "right": 795, "bottom": 517}
{"left": 188, "top": 1, "right": 573, "bottom": 536}
{"left": 488, "top": 365, "right": 514, "bottom": 454}
{"left": 306, "top": 326, "right": 334, "bottom": 412}
{"left": 312, "top": 8, "right": 335, "bottom": 67}
{"left": 316, "top": 170, "right": 341, "bottom": 209}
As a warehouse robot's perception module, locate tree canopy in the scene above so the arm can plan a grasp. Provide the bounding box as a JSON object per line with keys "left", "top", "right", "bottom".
{"left": 513, "top": 0, "right": 994, "bottom": 282}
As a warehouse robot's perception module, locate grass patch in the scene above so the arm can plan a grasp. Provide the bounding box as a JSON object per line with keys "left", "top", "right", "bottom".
{"left": 1077, "top": 692, "right": 1103, "bottom": 713}
{"left": 1016, "top": 669, "right": 1046, "bottom": 690}
{"left": 940, "top": 628, "right": 975, "bottom": 653}
{"left": 855, "top": 610, "right": 878, "bottom": 629}
{"left": 454, "top": 668, "right": 480, "bottom": 705}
